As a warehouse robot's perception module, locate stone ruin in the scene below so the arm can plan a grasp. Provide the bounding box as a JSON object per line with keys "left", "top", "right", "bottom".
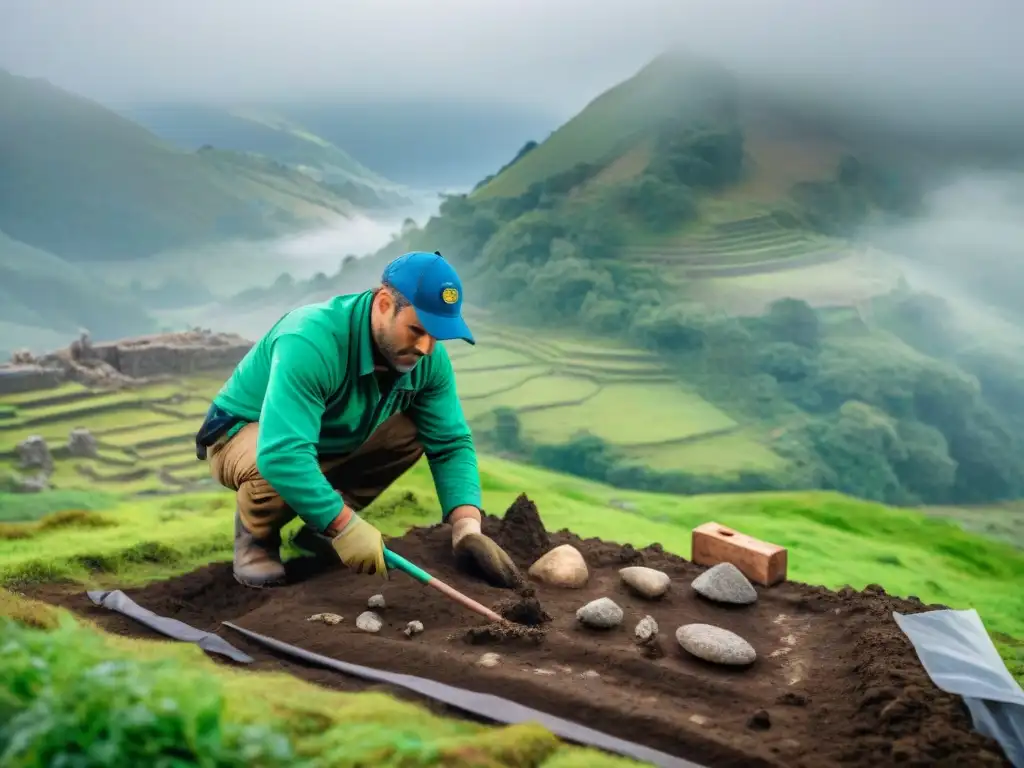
{"left": 0, "top": 327, "right": 255, "bottom": 396}
{"left": 4, "top": 435, "right": 54, "bottom": 493}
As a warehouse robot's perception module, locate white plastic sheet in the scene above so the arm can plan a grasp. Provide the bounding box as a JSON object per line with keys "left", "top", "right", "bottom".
{"left": 893, "top": 608, "right": 1024, "bottom": 767}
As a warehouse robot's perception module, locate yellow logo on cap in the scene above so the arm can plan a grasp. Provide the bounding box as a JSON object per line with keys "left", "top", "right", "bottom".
{"left": 441, "top": 287, "right": 459, "bottom": 304}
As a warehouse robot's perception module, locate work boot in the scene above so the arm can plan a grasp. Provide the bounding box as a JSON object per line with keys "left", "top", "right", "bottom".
{"left": 233, "top": 509, "right": 287, "bottom": 588}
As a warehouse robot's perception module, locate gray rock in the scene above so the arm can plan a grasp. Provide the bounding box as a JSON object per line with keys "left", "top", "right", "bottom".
{"left": 676, "top": 623, "right": 757, "bottom": 666}
{"left": 619, "top": 566, "right": 671, "bottom": 599}
{"left": 355, "top": 611, "right": 383, "bottom": 633}
{"left": 691, "top": 563, "right": 758, "bottom": 605}
{"left": 403, "top": 620, "right": 424, "bottom": 637}
{"left": 16, "top": 436, "right": 53, "bottom": 474}
{"left": 8, "top": 472, "right": 49, "bottom": 493}
{"left": 67, "top": 428, "right": 99, "bottom": 458}
{"left": 367, "top": 594, "right": 386, "bottom": 609}
{"left": 576, "top": 597, "right": 623, "bottom": 629}
{"left": 634, "top": 615, "right": 659, "bottom": 643}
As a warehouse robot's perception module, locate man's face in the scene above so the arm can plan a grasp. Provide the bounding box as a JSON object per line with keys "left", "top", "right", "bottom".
{"left": 373, "top": 290, "right": 435, "bottom": 373}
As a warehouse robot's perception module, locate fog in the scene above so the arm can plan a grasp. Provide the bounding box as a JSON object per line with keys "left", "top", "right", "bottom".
{"left": 864, "top": 170, "right": 1024, "bottom": 341}
{"left": 2, "top": 0, "right": 1022, "bottom": 136}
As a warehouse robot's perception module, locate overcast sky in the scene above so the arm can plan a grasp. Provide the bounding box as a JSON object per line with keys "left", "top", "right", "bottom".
{"left": 1, "top": 0, "right": 1021, "bottom": 124}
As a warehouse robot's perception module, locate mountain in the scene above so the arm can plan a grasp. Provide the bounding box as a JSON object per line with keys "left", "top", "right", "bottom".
{"left": 0, "top": 69, "right": 360, "bottom": 262}
{"left": 0, "top": 229, "right": 156, "bottom": 357}
{"left": 118, "top": 103, "right": 416, "bottom": 209}
{"left": 215, "top": 50, "right": 1024, "bottom": 511}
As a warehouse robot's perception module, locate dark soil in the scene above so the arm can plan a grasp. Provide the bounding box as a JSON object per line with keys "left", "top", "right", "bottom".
{"left": 32, "top": 494, "right": 1012, "bottom": 768}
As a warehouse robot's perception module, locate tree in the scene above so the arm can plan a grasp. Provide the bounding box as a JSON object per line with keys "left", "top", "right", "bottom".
{"left": 762, "top": 298, "right": 821, "bottom": 349}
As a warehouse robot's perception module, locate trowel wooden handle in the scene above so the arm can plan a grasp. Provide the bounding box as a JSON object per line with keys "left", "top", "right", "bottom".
{"left": 383, "top": 546, "right": 503, "bottom": 623}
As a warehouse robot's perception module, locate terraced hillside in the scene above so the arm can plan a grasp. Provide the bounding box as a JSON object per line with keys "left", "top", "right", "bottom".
{"left": 621, "top": 214, "right": 852, "bottom": 279}
{"left": 447, "top": 326, "right": 785, "bottom": 475}
{"left": 0, "top": 324, "right": 786, "bottom": 496}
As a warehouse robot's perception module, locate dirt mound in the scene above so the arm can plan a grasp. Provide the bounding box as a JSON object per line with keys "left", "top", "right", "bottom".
{"left": 490, "top": 492, "right": 550, "bottom": 564}
{"left": 40, "top": 496, "right": 1011, "bottom": 768}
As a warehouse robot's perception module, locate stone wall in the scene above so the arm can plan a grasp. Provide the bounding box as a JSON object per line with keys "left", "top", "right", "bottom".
{"left": 0, "top": 329, "right": 255, "bottom": 396}
{"left": 0, "top": 365, "right": 64, "bottom": 395}
{"left": 88, "top": 331, "right": 254, "bottom": 379}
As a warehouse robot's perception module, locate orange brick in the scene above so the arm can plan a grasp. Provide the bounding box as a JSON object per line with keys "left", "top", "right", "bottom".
{"left": 691, "top": 522, "right": 787, "bottom": 587}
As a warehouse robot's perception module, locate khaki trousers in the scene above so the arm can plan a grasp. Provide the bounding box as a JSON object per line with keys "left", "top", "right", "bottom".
{"left": 207, "top": 413, "right": 424, "bottom": 540}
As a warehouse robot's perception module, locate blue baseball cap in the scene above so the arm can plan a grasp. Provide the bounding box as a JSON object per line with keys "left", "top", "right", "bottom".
{"left": 381, "top": 251, "right": 475, "bottom": 345}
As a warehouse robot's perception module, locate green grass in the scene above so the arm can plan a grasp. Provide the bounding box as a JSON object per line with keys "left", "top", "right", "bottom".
{"left": 923, "top": 502, "right": 1024, "bottom": 551}
{"left": 455, "top": 366, "right": 549, "bottom": 398}
{"left": 461, "top": 376, "right": 601, "bottom": 420}
{"left": 0, "top": 382, "right": 90, "bottom": 406}
{"left": 620, "top": 430, "right": 787, "bottom": 473}
{"left": 0, "top": 490, "right": 121, "bottom": 523}
{"left": 519, "top": 383, "right": 737, "bottom": 447}
{"left": 1, "top": 454, "right": 1021, "bottom": 684}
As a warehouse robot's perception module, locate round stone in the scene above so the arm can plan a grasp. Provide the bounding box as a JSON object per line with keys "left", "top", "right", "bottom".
{"left": 355, "top": 611, "right": 383, "bottom": 633}
{"left": 529, "top": 544, "right": 589, "bottom": 588}
{"left": 619, "top": 566, "right": 671, "bottom": 599}
{"left": 675, "top": 623, "right": 757, "bottom": 666}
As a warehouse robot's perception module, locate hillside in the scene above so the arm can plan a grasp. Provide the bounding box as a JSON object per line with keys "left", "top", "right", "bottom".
{"left": 120, "top": 103, "right": 416, "bottom": 209}
{"left": 0, "top": 230, "right": 157, "bottom": 360}
{"left": 0, "top": 69, "right": 360, "bottom": 262}
{"left": 194, "top": 50, "right": 1024, "bottom": 511}
{"left": 0, "top": 379, "right": 1020, "bottom": 766}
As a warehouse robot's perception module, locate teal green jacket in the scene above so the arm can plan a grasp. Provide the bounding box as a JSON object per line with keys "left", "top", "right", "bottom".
{"left": 211, "top": 289, "right": 481, "bottom": 531}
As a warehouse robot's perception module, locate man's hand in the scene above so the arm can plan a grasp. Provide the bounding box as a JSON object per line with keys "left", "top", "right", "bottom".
{"left": 450, "top": 508, "right": 521, "bottom": 588}
{"left": 327, "top": 507, "right": 388, "bottom": 578}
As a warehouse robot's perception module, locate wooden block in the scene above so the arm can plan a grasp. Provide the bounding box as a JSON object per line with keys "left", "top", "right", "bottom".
{"left": 691, "top": 522, "right": 787, "bottom": 587}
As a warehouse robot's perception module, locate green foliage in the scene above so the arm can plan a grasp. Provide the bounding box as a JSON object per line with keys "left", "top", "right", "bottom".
{"left": 790, "top": 154, "right": 926, "bottom": 236}
{"left": 0, "top": 618, "right": 295, "bottom": 767}
{"left": 612, "top": 174, "right": 698, "bottom": 232}
{"left": 649, "top": 125, "right": 746, "bottom": 190}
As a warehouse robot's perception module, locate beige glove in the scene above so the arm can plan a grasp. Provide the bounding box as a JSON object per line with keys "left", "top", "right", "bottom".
{"left": 330, "top": 513, "right": 388, "bottom": 578}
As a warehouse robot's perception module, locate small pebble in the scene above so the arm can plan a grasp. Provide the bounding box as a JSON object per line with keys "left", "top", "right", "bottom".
{"left": 634, "top": 615, "right": 659, "bottom": 643}
{"left": 355, "top": 611, "right": 383, "bottom": 633}
{"left": 476, "top": 652, "right": 501, "bottom": 668}
{"left": 580, "top": 669, "right": 600, "bottom": 679}
{"left": 676, "top": 623, "right": 757, "bottom": 666}
{"left": 691, "top": 563, "right": 758, "bottom": 605}
{"left": 533, "top": 668, "right": 556, "bottom": 676}
{"left": 619, "top": 566, "right": 671, "bottom": 599}
{"left": 403, "top": 620, "right": 424, "bottom": 637}
{"left": 747, "top": 709, "right": 772, "bottom": 730}
{"left": 576, "top": 597, "right": 624, "bottom": 629}
{"left": 368, "top": 594, "right": 386, "bottom": 609}
{"left": 307, "top": 612, "right": 343, "bottom": 625}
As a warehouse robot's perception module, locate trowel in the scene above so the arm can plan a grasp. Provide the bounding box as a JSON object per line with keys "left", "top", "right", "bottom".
{"left": 290, "top": 526, "right": 503, "bottom": 623}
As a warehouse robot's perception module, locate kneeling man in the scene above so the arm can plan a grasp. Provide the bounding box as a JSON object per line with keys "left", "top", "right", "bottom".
{"left": 194, "top": 251, "right": 520, "bottom": 589}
